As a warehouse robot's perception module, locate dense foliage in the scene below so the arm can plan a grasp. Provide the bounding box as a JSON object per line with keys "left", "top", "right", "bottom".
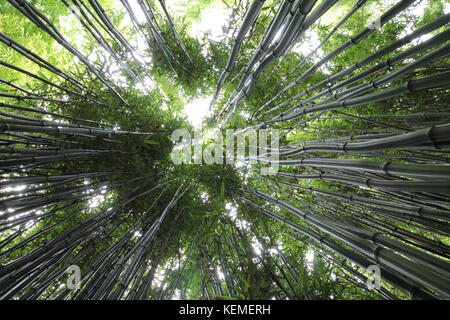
{"left": 0, "top": 0, "right": 449, "bottom": 300}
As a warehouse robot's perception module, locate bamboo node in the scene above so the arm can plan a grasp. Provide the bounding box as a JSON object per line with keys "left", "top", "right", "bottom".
{"left": 373, "top": 245, "right": 382, "bottom": 262}
{"left": 342, "top": 142, "right": 349, "bottom": 153}
{"left": 381, "top": 161, "right": 391, "bottom": 174}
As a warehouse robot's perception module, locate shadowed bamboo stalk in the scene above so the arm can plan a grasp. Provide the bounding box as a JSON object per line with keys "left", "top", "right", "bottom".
{"left": 236, "top": 191, "right": 448, "bottom": 298}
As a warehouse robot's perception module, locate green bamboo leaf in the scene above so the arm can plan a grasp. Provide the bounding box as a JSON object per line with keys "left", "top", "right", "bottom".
{"left": 145, "top": 140, "right": 159, "bottom": 145}
{"left": 215, "top": 295, "right": 238, "bottom": 300}
{"left": 220, "top": 180, "right": 225, "bottom": 200}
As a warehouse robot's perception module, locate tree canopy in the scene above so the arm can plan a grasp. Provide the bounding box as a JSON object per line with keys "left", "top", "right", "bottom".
{"left": 0, "top": 0, "right": 449, "bottom": 300}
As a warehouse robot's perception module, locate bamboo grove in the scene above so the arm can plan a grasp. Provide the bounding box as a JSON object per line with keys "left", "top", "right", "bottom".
{"left": 0, "top": 0, "right": 449, "bottom": 300}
